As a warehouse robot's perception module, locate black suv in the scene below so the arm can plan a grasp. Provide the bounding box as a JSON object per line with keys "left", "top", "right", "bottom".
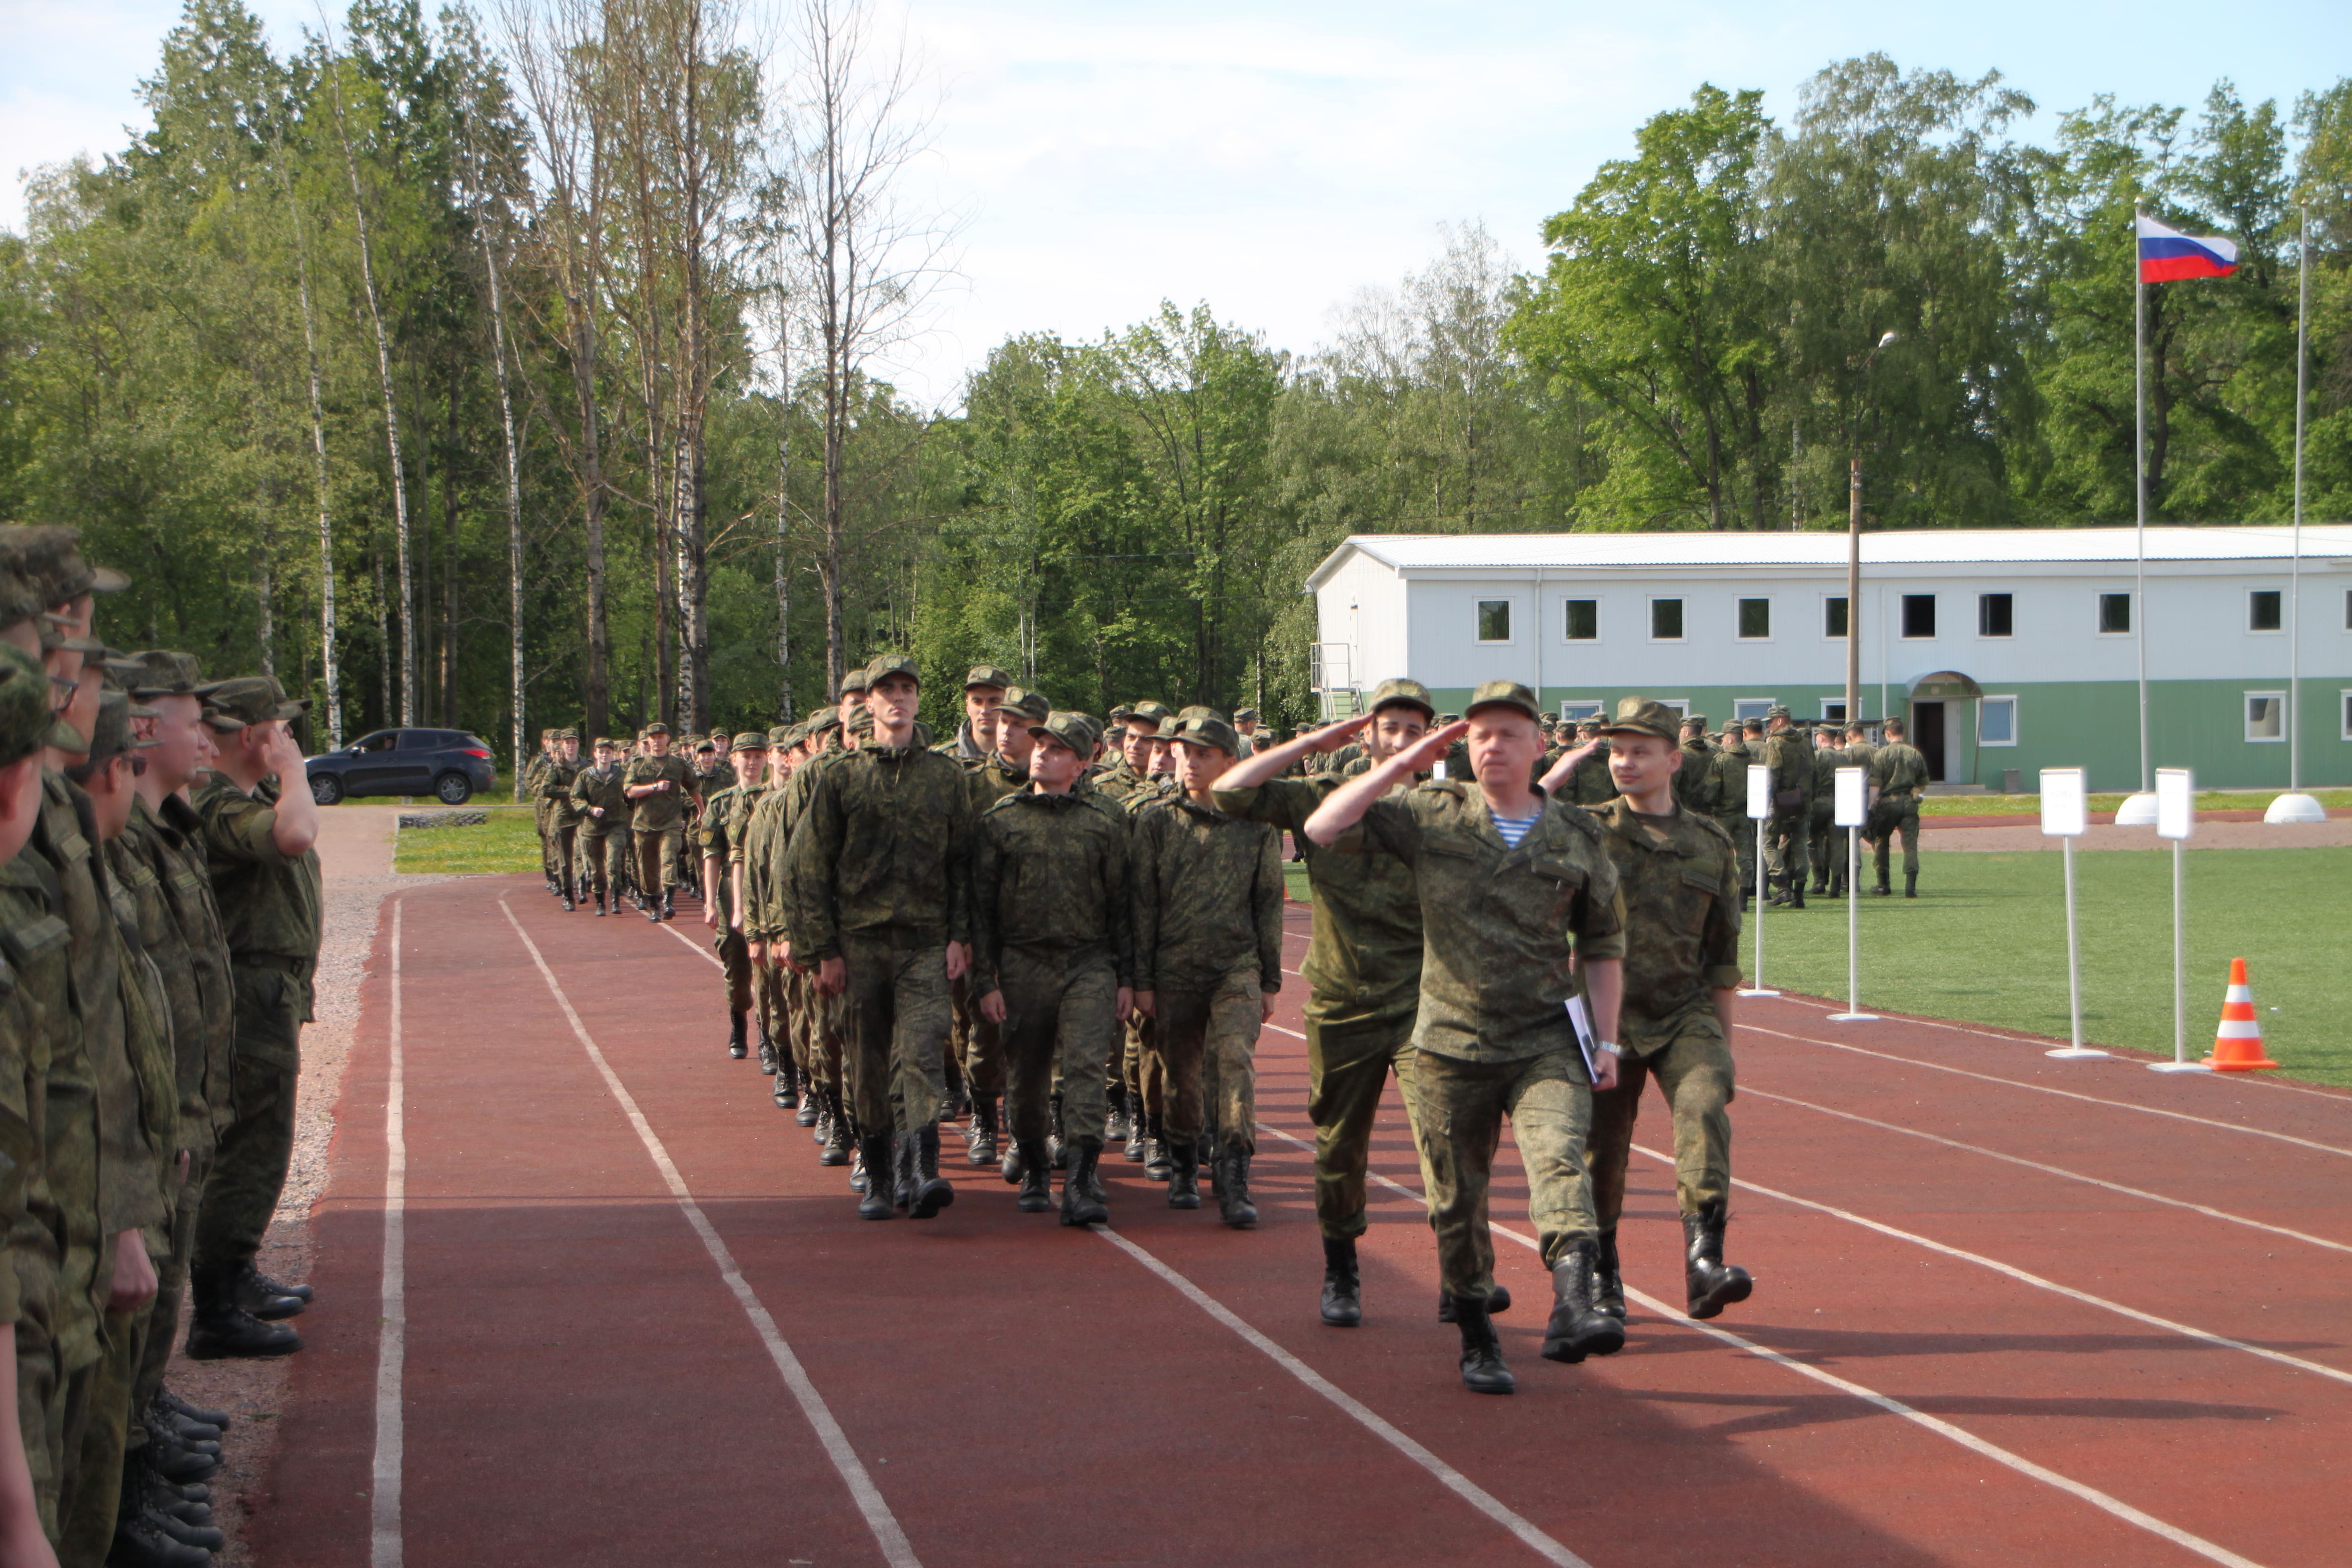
{"left": 305, "top": 729, "right": 497, "bottom": 805}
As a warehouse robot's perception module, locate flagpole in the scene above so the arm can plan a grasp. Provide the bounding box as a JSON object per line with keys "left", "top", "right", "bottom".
{"left": 2134, "top": 207, "right": 2151, "bottom": 794}
{"left": 2291, "top": 201, "right": 2308, "bottom": 793}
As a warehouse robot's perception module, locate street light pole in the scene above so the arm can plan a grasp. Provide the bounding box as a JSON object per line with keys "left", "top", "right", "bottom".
{"left": 1845, "top": 332, "right": 1895, "bottom": 727}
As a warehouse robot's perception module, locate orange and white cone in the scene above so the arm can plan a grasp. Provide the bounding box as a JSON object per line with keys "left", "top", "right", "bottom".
{"left": 2203, "top": 958, "right": 2279, "bottom": 1071}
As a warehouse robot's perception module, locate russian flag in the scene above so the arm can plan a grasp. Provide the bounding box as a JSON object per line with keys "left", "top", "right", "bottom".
{"left": 2137, "top": 214, "right": 2238, "bottom": 283}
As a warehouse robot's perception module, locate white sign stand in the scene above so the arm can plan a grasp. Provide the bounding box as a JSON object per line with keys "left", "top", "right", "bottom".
{"left": 2039, "top": 768, "right": 2105, "bottom": 1058}
{"left": 2149, "top": 768, "right": 2208, "bottom": 1073}
{"left": 1736, "top": 763, "right": 1778, "bottom": 998}
{"left": 1828, "top": 767, "right": 1876, "bottom": 1022}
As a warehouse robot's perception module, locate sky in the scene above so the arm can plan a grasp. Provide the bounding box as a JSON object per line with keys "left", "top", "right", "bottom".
{"left": 5, "top": 0, "right": 2350, "bottom": 410}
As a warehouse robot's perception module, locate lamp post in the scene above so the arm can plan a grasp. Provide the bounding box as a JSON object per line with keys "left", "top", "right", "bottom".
{"left": 1845, "top": 331, "right": 1897, "bottom": 727}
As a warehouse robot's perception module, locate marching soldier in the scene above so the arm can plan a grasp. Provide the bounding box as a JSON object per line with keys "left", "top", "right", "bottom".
{"left": 1676, "top": 715, "right": 1718, "bottom": 816}
{"left": 1759, "top": 707, "right": 1811, "bottom": 908}
{"left": 698, "top": 733, "right": 768, "bottom": 1064}
{"left": 953, "top": 686, "right": 1046, "bottom": 1167}
{"left": 539, "top": 730, "right": 585, "bottom": 910}
{"left": 623, "top": 723, "right": 696, "bottom": 922}
{"left": 526, "top": 729, "right": 559, "bottom": 893}
{"left": 1808, "top": 725, "right": 1843, "bottom": 899}
{"left": 1867, "top": 717, "right": 1929, "bottom": 898}
{"left": 571, "top": 739, "right": 631, "bottom": 915}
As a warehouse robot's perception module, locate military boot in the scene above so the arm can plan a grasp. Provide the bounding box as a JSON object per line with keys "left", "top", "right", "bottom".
{"left": 1047, "top": 1093, "right": 1068, "bottom": 1170}
{"left": 968, "top": 1098, "right": 999, "bottom": 1168}
{"left": 1871, "top": 874, "right": 1892, "bottom": 896}
{"left": 1216, "top": 1148, "right": 1257, "bottom": 1228}
{"left": 644, "top": 894, "right": 663, "bottom": 923}
{"left": 773, "top": 1057, "right": 798, "bottom": 1109}
{"left": 233, "top": 1264, "right": 307, "bottom": 1320}
{"left": 1455, "top": 1300, "right": 1515, "bottom": 1395}
{"left": 729, "top": 1013, "right": 749, "bottom": 1060}
{"left": 1541, "top": 1240, "right": 1626, "bottom": 1364}
{"left": 909, "top": 1124, "right": 956, "bottom": 1220}
{"left": 1594, "top": 1228, "right": 1627, "bottom": 1319}
{"left": 891, "top": 1133, "right": 918, "bottom": 1211}
{"left": 1786, "top": 874, "right": 1806, "bottom": 910}
{"left": 1105, "top": 1085, "right": 1130, "bottom": 1144}
{"left": 1320, "top": 1237, "right": 1362, "bottom": 1327}
{"left": 593, "top": 889, "right": 608, "bottom": 916}
{"left": 1436, "top": 1284, "right": 1510, "bottom": 1324}
{"left": 186, "top": 1266, "right": 301, "bottom": 1360}
{"left": 1061, "top": 1138, "right": 1109, "bottom": 1227}
{"left": 822, "top": 1094, "right": 853, "bottom": 1167}
{"left": 1123, "top": 1106, "right": 1148, "bottom": 1164}
{"left": 1001, "top": 1135, "right": 1025, "bottom": 1185}
{"left": 106, "top": 1504, "right": 211, "bottom": 1568}
{"left": 1905, "top": 871, "right": 1918, "bottom": 899}
{"left": 158, "top": 1388, "right": 231, "bottom": 1433}
{"left": 794, "top": 1068, "right": 821, "bottom": 1126}
{"left": 139, "top": 1404, "right": 220, "bottom": 1483}
{"left": 1165, "top": 1139, "right": 1201, "bottom": 1209}
{"left": 1143, "top": 1114, "right": 1172, "bottom": 1180}
{"left": 1014, "top": 1139, "right": 1052, "bottom": 1213}
{"left": 755, "top": 1032, "right": 776, "bottom": 1075}
{"left": 857, "top": 1134, "right": 894, "bottom": 1219}
{"left": 662, "top": 889, "right": 677, "bottom": 920}
{"left": 1684, "top": 1201, "right": 1754, "bottom": 1319}
{"left": 560, "top": 876, "right": 577, "bottom": 913}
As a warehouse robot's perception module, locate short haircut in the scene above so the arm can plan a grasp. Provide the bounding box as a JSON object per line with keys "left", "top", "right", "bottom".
{"left": 1885, "top": 719, "right": 1907, "bottom": 737}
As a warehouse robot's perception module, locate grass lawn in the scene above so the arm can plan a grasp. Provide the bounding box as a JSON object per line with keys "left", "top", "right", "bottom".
{"left": 1753, "top": 847, "right": 2352, "bottom": 1086}
{"left": 1919, "top": 788, "right": 2352, "bottom": 817}
{"left": 391, "top": 805, "right": 544, "bottom": 875}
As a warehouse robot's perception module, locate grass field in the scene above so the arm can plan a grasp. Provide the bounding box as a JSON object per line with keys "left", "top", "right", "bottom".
{"left": 391, "top": 805, "right": 544, "bottom": 875}
{"left": 1754, "top": 846, "right": 2352, "bottom": 1086}
{"left": 1918, "top": 788, "right": 2352, "bottom": 817}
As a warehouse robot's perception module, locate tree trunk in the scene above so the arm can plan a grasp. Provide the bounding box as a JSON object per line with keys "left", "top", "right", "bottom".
{"left": 280, "top": 149, "right": 343, "bottom": 745}
{"left": 776, "top": 322, "right": 795, "bottom": 722}
{"left": 479, "top": 184, "right": 530, "bottom": 797}
{"left": 441, "top": 390, "right": 460, "bottom": 726}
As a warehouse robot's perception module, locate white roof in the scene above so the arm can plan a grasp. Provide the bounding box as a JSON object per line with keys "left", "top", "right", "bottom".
{"left": 1306, "top": 526, "right": 2352, "bottom": 587}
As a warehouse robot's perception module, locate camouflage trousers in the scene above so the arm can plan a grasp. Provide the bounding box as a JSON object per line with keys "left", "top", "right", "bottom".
{"left": 1869, "top": 799, "right": 1921, "bottom": 882}
{"left": 126, "top": 1146, "right": 206, "bottom": 1460}
{"left": 60, "top": 1306, "right": 145, "bottom": 1565}
{"left": 837, "top": 933, "right": 952, "bottom": 1136}
{"left": 1152, "top": 966, "right": 1262, "bottom": 1156}
{"left": 13, "top": 1258, "right": 61, "bottom": 1542}
{"left": 1715, "top": 814, "right": 1757, "bottom": 895}
{"left": 1122, "top": 1016, "right": 1156, "bottom": 1116}
{"left": 1808, "top": 804, "right": 1838, "bottom": 889}
{"left": 547, "top": 821, "right": 579, "bottom": 891}
{"left": 1764, "top": 807, "right": 1810, "bottom": 891}
{"left": 1406, "top": 1041, "right": 1596, "bottom": 1301}
{"left": 634, "top": 827, "right": 685, "bottom": 895}
{"left": 752, "top": 959, "right": 787, "bottom": 1056}
{"left": 715, "top": 927, "right": 751, "bottom": 1014}
{"left": 998, "top": 949, "right": 1118, "bottom": 1150}
{"left": 1587, "top": 1010, "right": 1735, "bottom": 1230}
{"left": 1304, "top": 1004, "right": 1430, "bottom": 1243}
{"left": 949, "top": 973, "right": 1004, "bottom": 1105}
{"left": 535, "top": 796, "right": 556, "bottom": 876}
{"left": 578, "top": 829, "right": 630, "bottom": 898}
{"left": 194, "top": 966, "right": 303, "bottom": 1276}
{"left": 787, "top": 965, "right": 846, "bottom": 1097}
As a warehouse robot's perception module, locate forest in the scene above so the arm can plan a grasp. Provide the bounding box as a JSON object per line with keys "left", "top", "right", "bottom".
{"left": 1, "top": 0, "right": 2347, "bottom": 768}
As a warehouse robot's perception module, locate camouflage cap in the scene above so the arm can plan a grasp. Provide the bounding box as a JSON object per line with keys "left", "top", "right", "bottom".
{"left": 1463, "top": 680, "right": 1542, "bottom": 724}
{"left": 847, "top": 706, "right": 876, "bottom": 737}
{"left": 1599, "top": 695, "right": 1682, "bottom": 742}
{"left": 127, "top": 650, "right": 207, "bottom": 698}
{"left": 1684, "top": 713, "right": 1709, "bottom": 729}
{"left": 963, "top": 664, "right": 1016, "bottom": 691}
{"left": 1127, "top": 700, "right": 1172, "bottom": 726}
{"left": 0, "top": 564, "right": 47, "bottom": 637}
{"left": 82, "top": 689, "right": 159, "bottom": 767}
{"left": 0, "top": 643, "right": 87, "bottom": 765}
{"left": 1366, "top": 677, "right": 1435, "bottom": 719}
{"left": 991, "top": 686, "right": 1051, "bottom": 725}
{"left": 1764, "top": 703, "right": 1792, "bottom": 720}
{"left": 865, "top": 653, "right": 921, "bottom": 688}
{"left": 1030, "top": 710, "right": 1098, "bottom": 755}
{"left": 807, "top": 708, "right": 842, "bottom": 735}
{"left": 838, "top": 666, "right": 871, "bottom": 697}
{"left": 732, "top": 731, "right": 770, "bottom": 751}
{"left": 0, "top": 525, "right": 129, "bottom": 602}
{"left": 1108, "top": 704, "right": 1136, "bottom": 723}
{"left": 202, "top": 675, "right": 307, "bottom": 733}
{"left": 1167, "top": 712, "right": 1239, "bottom": 756}
{"left": 556, "top": 728, "right": 580, "bottom": 741}
{"left": 642, "top": 721, "right": 670, "bottom": 736}
{"left": 1233, "top": 707, "right": 1260, "bottom": 724}
{"left": 694, "top": 739, "right": 715, "bottom": 753}
{"left": 1174, "top": 703, "right": 1221, "bottom": 726}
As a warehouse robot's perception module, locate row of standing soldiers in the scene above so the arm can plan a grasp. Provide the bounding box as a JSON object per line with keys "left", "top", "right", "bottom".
{"left": 0, "top": 526, "right": 324, "bottom": 1568}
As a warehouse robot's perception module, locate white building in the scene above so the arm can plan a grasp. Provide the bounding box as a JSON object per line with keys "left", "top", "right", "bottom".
{"left": 1305, "top": 527, "right": 2352, "bottom": 791}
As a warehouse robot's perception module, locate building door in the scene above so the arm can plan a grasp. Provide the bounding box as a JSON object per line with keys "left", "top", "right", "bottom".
{"left": 1912, "top": 701, "right": 1946, "bottom": 782}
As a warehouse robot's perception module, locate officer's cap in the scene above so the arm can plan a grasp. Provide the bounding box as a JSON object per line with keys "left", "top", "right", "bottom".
{"left": 1030, "top": 710, "right": 1098, "bottom": 756}
{"left": 1167, "top": 712, "right": 1239, "bottom": 756}
{"left": 991, "top": 686, "right": 1050, "bottom": 725}
{"left": 202, "top": 675, "right": 307, "bottom": 733}
{"left": 125, "top": 650, "right": 207, "bottom": 699}
{"left": 1599, "top": 695, "right": 1682, "bottom": 744}
{"left": 1463, "top": 680, "right": 1542, "bottom": 726}
{"left": 1366, "top": 678, "right": 1435, "bottom": 720}
{"left": 838, "top": 667, "right": 871, "bottom": 696}
{"left": 963, "top": 664, "right": 1015, "bottom": 692}
{"left": 732, "top": 731, "right": 770, "bottom": 751}
{"left": 1127, "top": 700, "right": 1172, "bottom": 726}
{"left": 0, "top": 644, "right": 87, "bottom": 765}
{"left": 865, "top": 654, "right": 921, "bottom": 688}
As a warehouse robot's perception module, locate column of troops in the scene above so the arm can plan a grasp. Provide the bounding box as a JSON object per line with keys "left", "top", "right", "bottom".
{"left": 0, "top": 526, "right": 327, "bottom": 1568}
{"left": 531, "top": 656, "right": 1938, "bottom": 1397}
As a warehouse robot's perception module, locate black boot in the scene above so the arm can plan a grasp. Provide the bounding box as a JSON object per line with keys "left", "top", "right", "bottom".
{"left": 1124, "top": 1105, "right": 1148, "bottom": 1164}
{"left": 1684, "top": 1201, "right": 1754, "bottom": 1319}
{"left": 856, "top": 1134, "right": 893, "bottom": 1218}
{"left": 250, "top": 1266, "right": 312, "bottom": 1304}
{"left": 820, "top": 1091, "right": 853, "bottom": 1166}
{"left": 1594, "top": 1228, "right": 1626, "bottom": 1319}
{"left": 1048, "top": 1093, "right": 1068, "bottom": 1170}
{"left": 186, "top": 1267, "right": 301, "bottom": 1360}
{"left": 793, "top": 1065, "right": 821, "bottom": 1126}
{"left": 969, "top": 1099, "right": 999, "bottom": 1168}
{"left": 1320, "top": 1237, "right": 1362, "bottom": 1327}
{"left": 1216, "top": 1148, "right": 1257, "bottom": 1228}
{"left": 1871, "top": 874, "right": 1892, "bottom": 896}
{"left": 1106, "top": 1084, "right": 1130, "bottom": 1144}
{"left": 1787, "top": 874, "right": 1806, "bottom": 910}
{"left": 644, "top": 894, "right": 662, "bottom": 923}
{"left": 1143, "top": 1114, "right": 1171, "bottom": 1180}
{"left": 891, "top": 1133, "right": 917, "bottom": 1211}
{"left": 1455, "top": 1300, "right": 1515, "bottom": 1395}
{"left": 910, "top": 1123, "right": 956, "bottom": 1220}
{"left": 1542, "top": 1240, "right": 1626, "bottom": 1363}
{"left": 1436, "top": 1283, "right": 1511, "bottom": 1323}
{"left": 233, "top": 1263, "right": 306, "bottom": 1319}
{"left": 730, "top": 1013, "right": 749, "bottom": 1060}
{"left": 1015, "top": 1139, "right": 1052, "bottom": 1213}
{"left": 1166, "top": 1140, "right": 1200, "bottom": 1209}
{"left": 560, "top": 877, "right": 576, "bottom": 913}
{"left": 158, "top": 1389, "right": 231, "bottom": 1433}
{"left": 1001, "top": 1134, "right": 1025, "bottom": 1185}
{"left": 1905, "top": 871, "right": 1918, "bottom": 899}
{"left": 663, "top": 890, "right": 676, "bottom": 920}
{"left": 138, "top": 1406, "right": 220, "bottom": 1483}
{"left": 593, "top": 889, "right": 608, "bottom": 916}
{"left": 1061, "top": 1138, "right": 1109, "bottom": 1227}
{"left": 107, "top": 1507, "right": 210, "bottom": 1568}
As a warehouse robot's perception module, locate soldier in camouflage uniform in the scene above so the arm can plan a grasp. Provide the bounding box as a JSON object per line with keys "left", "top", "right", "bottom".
{"left": 1807, "top": 726, "right": 1843, "bottom": 898}
{"left": 1213, "top": 677, "right": 1443, "bottom": 1325}
{"left": 1131, "top": 712, "right": 1282, "bottom": 1226}
{"left": 698, "top": 733, "right": 768, "bottom": 1065}
{"left": 525, "top": 729, "right": 559, "bottom": 892}
{"left": 726, "top": 730, "right": 790, "bottom": 1096}
{"left": 1676, "top": 715, "right": 1718, "bottom": 816}
{"left": 934, "top": 665, "right": 1012, "bottom": 765}
{"left": 971, "top": 712, "right": 1132, "bottom": 1225}
{"left": 538, "top": 729, "right": 585, "bottom": 910}
{"left": 1712, "top": 721, "right": 1761, "bottom": 906}
{"left": 785, "top": 656, "right": 973, "bottom": 1222}
{"left": 1758, "top": 707, "right": 1812, "bottom": 908}
{"left": 1561, "top": 722, "right": 1616, "bottom": 807}
{"left": 1090, "top": 701, "right": 1166, "bottom": 806}
{"left": 1867, "top": 717, "right": 1929, "bottom": 897}
{"left": 1305, "top": 680, "right": 1628, "bottom": 1396}
{"left": 950, "top": 687, "right": 1046, "bottom": 1169}
{"left": 623, "top": 723, "right": 696, "bottom": 921}
{"left": 1584, "top": 698, "right": 1753, "bottom": 1326}
{"left": 571, "top": 739, "right": 632, "bottom": 915}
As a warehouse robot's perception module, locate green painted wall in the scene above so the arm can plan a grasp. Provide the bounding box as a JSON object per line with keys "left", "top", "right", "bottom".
{"left": 1415, "top": 679, "right": 2352, "bottom": 792}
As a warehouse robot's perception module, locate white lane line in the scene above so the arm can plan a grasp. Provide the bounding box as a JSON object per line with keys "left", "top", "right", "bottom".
{"left": 1249, "top": 1118, "right": 2270, "bottom": 1568}
{"left": 1091, "top": 1225, "right": 1592, "bottom": 1568}
{"left": 1744, "top": 1085, "right": 2352, "bottom": 1259}
{"left": 1747, "top": 1024, "right": 2352, "bottom": 1160}
{"left": 500, "top": 901, "right": 922, "bottom": 1568}
{"left": 658, "top": 917, "right": 728, "bottom": 971}
{"left": 371, "top": 900, "right": 406, "bottom": 1568}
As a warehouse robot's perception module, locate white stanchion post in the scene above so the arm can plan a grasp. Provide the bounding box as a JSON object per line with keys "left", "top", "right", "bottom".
{"left": 2150, "top": 768, "right": 2207, "bottom": 1073}
{"left": 1737, "top": 761, "right": 1777, "bottom": 998}
{"left": 1828, "top": 766, "right": 1875, "bottom": 1022}
{"left": 2039, "top": 768, "right": 2104, "bottom": 1058}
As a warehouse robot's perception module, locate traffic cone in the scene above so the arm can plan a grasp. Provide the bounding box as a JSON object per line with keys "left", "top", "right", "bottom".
{"left": 2203, "top": 958, "right": 2280, "bottom": 1071}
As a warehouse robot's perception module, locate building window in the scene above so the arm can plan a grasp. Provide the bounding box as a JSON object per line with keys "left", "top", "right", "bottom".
{"left": 2249, "top": 589, "right": 2283, "bottom": 633}
{"left": 1822, "top": 700, "right": 1848, "bottom": 725}
{"left": 1558, "top": 699, "right": 1604, "bottom": 724}
{"left": 2098, "top": 592, "right": 2132, "bottom": 635}
{"left": 1979, "top": 593, "right": 2013, "bottom": 637}
{"left": 1901, "top": 594, "right": 1936, "bottom": 639}
{"left": 2246, "top": 692, "right": 2285, "bottom": 742}
{"left": 1563, "top": 599, "right": 1598, "bottom": 641}
{"left": 1656, "top": 698, "right": 1689, "bottom": 718}
{"left": 1733, "top": 698, "right": 1774, "bottom": 724}
{"left": 1979, "top": 695, "right": 2018, "bottom": 746}
{"left": 1824, "top": 596, "right": 1849, "bottom": 638}
{"left": 1476, "top": 599, "right": 1512, "bottom": 643}
{"left": 1737, "top": 598, "right": 1771, "bottom": 639}
{"left": 2342, "top": 691, "right": 2352, "bottom": 741}
{"left": 1650, "top": 597, "right": 1685, "bottom": 641}
{"left": 2345, "top": 589, "right": 2352, "bottom": 631}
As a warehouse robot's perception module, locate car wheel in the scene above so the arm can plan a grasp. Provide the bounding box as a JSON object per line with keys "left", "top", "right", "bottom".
{"left": 433, "top": 772, "right": 473, "bottom": 805}
{"left": 310, "top": 773, "right": 344, "bottom": 807}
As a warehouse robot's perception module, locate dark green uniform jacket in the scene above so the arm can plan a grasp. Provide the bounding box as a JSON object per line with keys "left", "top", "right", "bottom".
{"left": 970, "top": 791, "right": 1134, "bottom": 995}
{"left": 784, "top": 745, "right": 974, "bottom": 961}
{"left": 1213, "top": 776, "right": 1419, "bottom": 1022}
{"left": 1129, "top": 798, "right": 1282, "bottom": 995}
{"left": 623, "top": 754, "right": 696, "bottom": 832}
{"left": 1592, "top": 798, "right": 1744, "bottom": 1052}
{"left": 570, "top": 761, "right": 630, "bottom": 832}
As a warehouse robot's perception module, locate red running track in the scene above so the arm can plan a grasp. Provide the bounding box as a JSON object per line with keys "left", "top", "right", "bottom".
{"left": 245, "top": 875, "right": 2352, "bottom": 1567}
